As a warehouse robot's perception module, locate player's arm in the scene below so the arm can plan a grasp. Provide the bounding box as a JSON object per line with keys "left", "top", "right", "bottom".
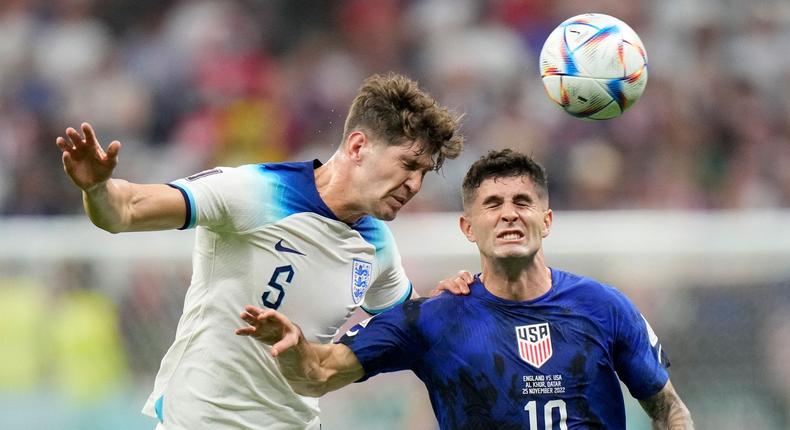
{"left": 638, "top": 380, "right": 694, "bottom": 429}
{"left": 56, "top": 123, "right": 185, "bottom": 233}
{"left": 611, "top": 293, "right": 693, "bottom": 429}
{"left": 236, "top": 306, "right": 364, "bottom": 397}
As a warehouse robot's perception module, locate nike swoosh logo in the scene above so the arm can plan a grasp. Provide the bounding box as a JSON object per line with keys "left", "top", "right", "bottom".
{"left": 345, "top": 329, "right": 359, "bottom": 337}
{"left": 274, "top": 239, "right": 305, "bottom": 256}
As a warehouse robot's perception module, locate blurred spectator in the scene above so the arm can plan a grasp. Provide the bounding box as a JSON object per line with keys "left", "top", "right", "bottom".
{"left": 117, "top": 261, "right": 189, "bottom": 379}
{"left": 0, "top": 276, "right": 47, "bottom": 391}
{"left": 50, "top": 262, "right": 128, "bottom": 403}
{"left": 0, "top": 0, "right": 788, "bottom": 215}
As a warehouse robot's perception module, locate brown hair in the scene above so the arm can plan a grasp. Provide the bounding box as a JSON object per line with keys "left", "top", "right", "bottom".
{"left": 462, "top": 149, "right": 549, "bottom": 208}
{"left": 343, "top": 73, "right": 463, "bottom": 170}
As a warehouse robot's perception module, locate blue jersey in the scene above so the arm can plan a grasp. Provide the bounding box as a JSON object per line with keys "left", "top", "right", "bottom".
{"left": 339, "top": 269, "right": 669, "bottom": 430}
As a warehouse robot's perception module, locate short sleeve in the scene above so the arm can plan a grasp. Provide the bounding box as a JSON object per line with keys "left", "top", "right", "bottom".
{"left": 338, "top": 300, "right": 426, "bottom": 381}
{"left": 612, "top": 293, "right": 670, "bottom": 399}
{"left": 168, "top": 165, "right": 271, "bottom": 232}
{"left": 355, "top": 221, "right": 412, "bottom": 315}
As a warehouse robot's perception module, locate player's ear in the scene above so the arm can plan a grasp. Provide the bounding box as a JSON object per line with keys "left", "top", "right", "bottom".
{"left": 541, "top": 208, "right": 553, "bottom": 238}
{"left": 345, "top": 131, "right": 368, "bottom": 165}
{"left": 459, "top": 215, "right": 476, "bottom": 243}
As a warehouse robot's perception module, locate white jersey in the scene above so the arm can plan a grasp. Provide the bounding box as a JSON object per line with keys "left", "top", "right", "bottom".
{"left": 142, "top": 160, "right": 412, "bottom": 429}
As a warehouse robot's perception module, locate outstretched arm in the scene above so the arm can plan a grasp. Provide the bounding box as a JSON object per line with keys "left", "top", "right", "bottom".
{"left": 56, "top": 122, "right": 185, "bottom": 233}
{"left": 236, "top": 306, "right": 364, "bottom": 397}
{"left": 639, "top": 380, "right": 694, "bottom": 429}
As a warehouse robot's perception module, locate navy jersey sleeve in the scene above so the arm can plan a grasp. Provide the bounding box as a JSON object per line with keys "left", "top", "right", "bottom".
{"left": 611, "top": 290, "right": 670, "bottom": 399}
{"left": 338, "top": 300, "right": 428, "bottom": 381}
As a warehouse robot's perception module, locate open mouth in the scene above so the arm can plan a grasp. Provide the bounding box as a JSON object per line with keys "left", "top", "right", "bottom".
{"left": 497, "top": 230, "right": 524, "bottom": 241}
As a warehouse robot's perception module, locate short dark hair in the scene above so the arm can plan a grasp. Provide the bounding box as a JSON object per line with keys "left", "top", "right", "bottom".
{"left": 461, "top": 149, "right": 549, "bottom": 208}
{"left": 343, "top": 73, "right": 464, "bottom": 170}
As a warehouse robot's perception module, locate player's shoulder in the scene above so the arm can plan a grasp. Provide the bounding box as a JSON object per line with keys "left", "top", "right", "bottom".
{"left": 242, "top": 160, "right": 316, "bottom": 180}
{"left": 374, "top": 295, "right": 461, "bottom": 335}
{"left": 383, "top": 294, "right": 459, "bottom": 319}
{"left": 416, "top": 289, "right": 471, "bottom": 315}
{"left": 180, "top": 160, "right": 315, "bottom": 180}
{"left": 178, "top": 163, "right": 292, "bottom": 194}
{"left": 181, "top": 164, "right": 269, "bottom": 184}
{"left": 352, "top": 215, "right": 390, "bottom": 232}
{"left": 351, "top": 216, "right": 397, "bottom": 256}
{"left": 553, "top": 268, "right": 633, "bottom": 307}
{"left": 255, "top": 159, "right": 316, "bottom": 173}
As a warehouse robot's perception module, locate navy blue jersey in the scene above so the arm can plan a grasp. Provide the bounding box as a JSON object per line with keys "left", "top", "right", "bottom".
{"left": 339, "top": 269, "right": 670, "bottom": 430}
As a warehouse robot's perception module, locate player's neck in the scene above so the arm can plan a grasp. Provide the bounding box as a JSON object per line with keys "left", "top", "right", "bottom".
{"left": 480, "top": 251, "right": 552, "bottom": 302}
{"left": 314, "top": 156, "right": 366, "bottom": 224}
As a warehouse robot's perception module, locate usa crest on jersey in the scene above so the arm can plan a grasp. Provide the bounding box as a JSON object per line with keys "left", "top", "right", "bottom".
{"left": 351, "top": 259, "right": 373, "bottom": 304}
{"left": 516, "top": 322, "right": 553, "bottom": 368}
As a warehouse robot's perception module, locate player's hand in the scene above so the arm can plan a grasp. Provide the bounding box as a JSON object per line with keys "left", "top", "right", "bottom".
{"left": 236, "top": 305, "right": 301, "bottom": 357}
{"left": 55, "top": 122, "right": 122, "bottom": 191}
{"left": 429, "top": 270, "right": 474, "bottom": 297}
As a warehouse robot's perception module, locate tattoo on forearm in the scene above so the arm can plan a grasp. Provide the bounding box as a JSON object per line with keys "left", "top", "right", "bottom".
{"left": 640, "top": 385, "right": 694, "bottom": 430}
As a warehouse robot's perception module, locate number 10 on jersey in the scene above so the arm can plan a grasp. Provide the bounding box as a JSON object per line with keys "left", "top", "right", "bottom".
{"left": 525, "top": 399, "right": 568, "bottom": 430}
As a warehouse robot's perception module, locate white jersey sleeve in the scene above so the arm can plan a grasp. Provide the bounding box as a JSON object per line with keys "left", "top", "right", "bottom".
{"left": 353, "top": 218, "right": 412, "bottom": 315}
{"left": 168, "top": 165, "right": 284, "bottom": 233}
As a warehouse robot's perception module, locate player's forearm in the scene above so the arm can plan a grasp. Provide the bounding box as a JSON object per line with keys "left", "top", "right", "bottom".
{"left": 82, "top": 179, "right": 134, "bottom": 233}
{"left": 640, "top": 381, "right": 694, "bottom": 430}
{"left": 83, "top": 180, "right": 185, "bottom": 233}
{"left": 649, "top": 404, "right": 694, "bottom": 430}
{"left": 650, "top": 405, "right": 694, "bottom": 430}
{"left": 276, "top": 335, "right": 363, "bottom": 397}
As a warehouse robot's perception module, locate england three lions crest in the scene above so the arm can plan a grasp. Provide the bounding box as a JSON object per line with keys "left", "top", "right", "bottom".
{"left": 516, "top": 322, "right": 553, "bottom": 368}
{"left": 351, "top": 259, "right": 373, "bottom": 304}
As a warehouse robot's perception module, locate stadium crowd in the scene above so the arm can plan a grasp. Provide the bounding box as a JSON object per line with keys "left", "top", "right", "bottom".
{"left": 1, "top": 0, "right": 790, "bottom": 216}
{"left": 2, "top": 1, "right": 790, "bottom": 429}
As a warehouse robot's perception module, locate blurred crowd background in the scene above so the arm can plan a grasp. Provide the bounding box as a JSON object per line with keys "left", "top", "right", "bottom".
{"left": 2, "top": 0, "right": 790, "bottom": 429}
{"left": 2, "top": 0, "right": 790, "bottom": 214}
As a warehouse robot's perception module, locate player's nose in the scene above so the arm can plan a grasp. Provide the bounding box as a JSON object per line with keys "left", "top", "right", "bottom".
{"left": 404, "top": 171, "right": 423, "bottom": 195}
{"left": 500, "top": 203, "right": 519, "bottom": 222}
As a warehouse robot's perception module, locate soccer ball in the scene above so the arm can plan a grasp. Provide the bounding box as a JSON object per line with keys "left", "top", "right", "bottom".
{"left": 539, "top": 13, "right": 648, "bottom": 120}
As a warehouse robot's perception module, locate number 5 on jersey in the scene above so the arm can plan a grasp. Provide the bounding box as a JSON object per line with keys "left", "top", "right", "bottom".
{"left": 262, "top": 265, "right": 294, "bottom": 310}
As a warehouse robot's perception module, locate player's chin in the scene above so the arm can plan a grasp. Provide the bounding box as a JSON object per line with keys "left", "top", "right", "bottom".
{"left": 374, "top": 202, "right": 402, "bottom": 221}
{"left": 493, "top": 245, "right": 533, "bottom": 259}
{"left": 374, "top": 208, "right": 399, "bottom": 221}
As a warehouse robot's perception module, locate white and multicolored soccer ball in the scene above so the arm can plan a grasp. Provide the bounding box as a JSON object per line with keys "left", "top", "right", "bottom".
{"left": 539, "top": 13, "right": 648, "bottom": 120}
